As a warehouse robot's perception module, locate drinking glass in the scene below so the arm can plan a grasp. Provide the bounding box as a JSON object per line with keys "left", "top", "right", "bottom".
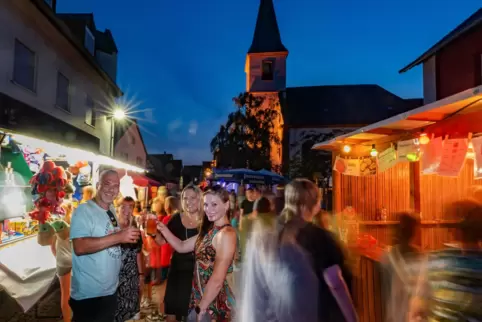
{"left": 146, "top": 214, "right": 157, "bottom": 236}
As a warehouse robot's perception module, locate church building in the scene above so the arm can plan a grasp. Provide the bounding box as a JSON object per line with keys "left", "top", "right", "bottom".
{"left": 245, "top": 0, "right": 423, "bottom": 176}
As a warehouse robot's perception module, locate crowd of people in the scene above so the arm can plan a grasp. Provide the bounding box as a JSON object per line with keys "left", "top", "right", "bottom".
{"left": 50, "top": 168, "right": 482, "bottom": 322}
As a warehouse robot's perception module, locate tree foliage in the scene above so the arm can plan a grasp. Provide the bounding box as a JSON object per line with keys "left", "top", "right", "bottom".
{"left": 210, "top": 92, "right": 280, "bottom": 170}
{"left": 288, "top": 129, "right": 348, "bottom": 183}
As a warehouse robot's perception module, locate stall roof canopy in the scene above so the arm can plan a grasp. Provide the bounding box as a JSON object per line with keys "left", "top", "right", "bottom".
{"left": 312, "top": 85, "right": 482, "bottom": 150}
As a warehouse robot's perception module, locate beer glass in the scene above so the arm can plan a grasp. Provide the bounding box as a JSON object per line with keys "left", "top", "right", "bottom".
{"left": 146, "top": 213, "right": 157, "bottom": 236}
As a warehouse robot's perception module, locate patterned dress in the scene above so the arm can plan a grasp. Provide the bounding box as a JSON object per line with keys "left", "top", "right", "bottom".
{"left": 189, "top": 224, "right": 236, "bottom": 321}
{"left": 115, "top": 240, "right": 142, "bottom": 322}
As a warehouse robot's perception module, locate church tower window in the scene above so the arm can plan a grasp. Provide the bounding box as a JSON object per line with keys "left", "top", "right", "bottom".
{"left": 261, "top": 60, "right": 274, "bottom": 80}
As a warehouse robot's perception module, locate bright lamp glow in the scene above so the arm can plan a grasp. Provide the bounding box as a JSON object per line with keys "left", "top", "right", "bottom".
{"left": 343, "top": 145, "right": 351, "bottom": 153}
{"left": 113, "top": 109, "right": 126, "bottom": 120}
{"left": 370, "top": 144, "right": 378, "bottom": 157}
{"left": 419, "top": 133, "right": 430, "bottom": 145}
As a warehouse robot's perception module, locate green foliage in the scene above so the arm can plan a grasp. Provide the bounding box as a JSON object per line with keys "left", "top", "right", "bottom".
{"left": 210, "top": 92, "right": 280, "bottom": 170}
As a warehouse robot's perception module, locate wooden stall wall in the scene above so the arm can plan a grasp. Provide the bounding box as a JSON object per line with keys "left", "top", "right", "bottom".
{"left": 419, "top": 158, "right": 481, "bottom": 250}
{"left": 337, "top": 162, "right": 411, "bottom": 245}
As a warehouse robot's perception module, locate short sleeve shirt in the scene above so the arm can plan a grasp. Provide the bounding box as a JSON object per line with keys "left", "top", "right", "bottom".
{"left": 70, "top": 200, "right": 121, "bottom": 300}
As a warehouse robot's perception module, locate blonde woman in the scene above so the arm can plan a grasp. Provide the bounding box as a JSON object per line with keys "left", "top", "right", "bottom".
{"left": 157, "top": 184, "right": 202, "bottom": 321}
{"left": 157, "top": 186, "right": 237, "bottom": 321}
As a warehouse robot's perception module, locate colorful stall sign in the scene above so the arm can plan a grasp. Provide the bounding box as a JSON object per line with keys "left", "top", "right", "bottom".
{"left": 360, "top": 157, "right": 377, "bottom": 176}
{"left": 333, "top": 156, "right": 360, "bottom": 176}
{"left": 471, "top": 136, "right": 482, "bottom": 179}
{"left": 420, "top": 136, "right": 443, "bottom": 174}
{"left": 397, "top": 139, "right": 419, "bottom": 162}
{"left": 378, "top": 147, "right": 397, "bottom": 173}
{"left": 437, "top": 139, "right": 468, "bottom": 177}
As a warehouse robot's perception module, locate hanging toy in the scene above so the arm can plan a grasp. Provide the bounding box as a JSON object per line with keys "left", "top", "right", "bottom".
{"left": 52, "top": 166, "right": 67, "bottom": 191}
{"left": 51, "top": 220, "right": 70, "bottom": 240}
{"left": 37, "top": 222, "right": 54, "bottom": 246}
{"left": 30, "top": 160, "right": 56, "bottom": 190}
{"left": 29, "top": 198, "right": 52, "bottom": 224}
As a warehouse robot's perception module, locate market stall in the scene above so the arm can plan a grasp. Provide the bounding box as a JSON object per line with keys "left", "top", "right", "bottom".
{"left": 0, "top": 130, "right": 145, "bottom": 312}
{"left": 313, "top": 84, "right": 482, "bottom": 321}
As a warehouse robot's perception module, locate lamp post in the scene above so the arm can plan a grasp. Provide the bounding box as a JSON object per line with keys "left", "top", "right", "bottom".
{"left": 110, "top": 108, "right": 126, "bottom": 157}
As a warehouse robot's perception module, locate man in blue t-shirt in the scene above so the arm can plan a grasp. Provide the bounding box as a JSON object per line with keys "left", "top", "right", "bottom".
{"left": 69, "top": 170, "right": 141, "bottom": 322}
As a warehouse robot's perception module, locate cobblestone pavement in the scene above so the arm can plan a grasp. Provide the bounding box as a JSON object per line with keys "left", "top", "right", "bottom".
{"left": 1, "top": 280, "right": 166, "bottom": 322}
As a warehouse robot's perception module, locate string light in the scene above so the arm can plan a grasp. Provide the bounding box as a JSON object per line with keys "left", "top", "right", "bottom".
{"left": 370, "top": 144, "right": 378, "bottom": 157}
{"left": 343, "top": 145, "right": 351, "bottom": 153}
{"left": 419, "top": 131, "right": 430, "bottom": 145}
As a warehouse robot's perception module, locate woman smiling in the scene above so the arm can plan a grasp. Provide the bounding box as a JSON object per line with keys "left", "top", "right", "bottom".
{"left": 157, "top": 186, "right": 237, "bottom": 321}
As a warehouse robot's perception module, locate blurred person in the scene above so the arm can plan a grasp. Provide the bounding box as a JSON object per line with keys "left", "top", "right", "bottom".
{"left": 381, "top": 212, "right": 421, "bottom": 322}
{"left": 157, "top": 186, "right": 237, "bottom": 321}
{"left": 50, "top": 201, "right": 73, "bottom": 322}
{"left": 141, "top": 223, "right": 163, "bottom": 309}
{"left": 115, "top": 197, "right": 144, "bottom": 322}
{"left": 237, "top": 185, "right": 246, "bottom": 208}
{"left": 239, "top": 196, "right": 275, "bottom": 258}
{"left": 69, "top": 170, "right": 141, "bottom": 322}
{"left": 409, "top": 199, "right": 482, "bottom": 322}
{"left": 274, "top": 185, "right": 285, "bottom": 215}
{"left": 278, "top": 178, "right": 354, "bottom": 321}
{"left": 229, "top": 190, "right": 239, "bottom": 229}
{"left": 238, "top": 207, "right": 319, "bottom": 322}
{"left": 239, "top": 187, "right": 258, "bottom": 231}
{"left": 80, "top": 185, "right": 95, "bottom": 204}
{"left": 152, "top": 196, "right": 168, "bottom": 220}
{"left": 160, "top": 184, "right": 201, "bottom": 322}
{"left": 312, "top": 210, "right": 333, "bottom": 231}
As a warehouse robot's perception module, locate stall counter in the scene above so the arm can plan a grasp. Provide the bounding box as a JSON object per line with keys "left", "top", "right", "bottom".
{"left": 0, "top": 234, "right": 56, "bottom": 312}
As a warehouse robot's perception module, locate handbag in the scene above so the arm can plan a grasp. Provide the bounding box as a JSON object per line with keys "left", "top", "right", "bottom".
{"left": 186, "top": 262, "right": 212, "bottom": 322}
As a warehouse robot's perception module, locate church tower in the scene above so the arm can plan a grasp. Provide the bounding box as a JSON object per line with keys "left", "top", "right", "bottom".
{"left": 246, "top": 0, "right": 288, "bottom": 170}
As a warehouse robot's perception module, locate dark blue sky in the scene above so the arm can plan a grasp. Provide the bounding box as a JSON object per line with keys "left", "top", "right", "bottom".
{"left": 58, "top": 0, "right": 481, "bottom": 165}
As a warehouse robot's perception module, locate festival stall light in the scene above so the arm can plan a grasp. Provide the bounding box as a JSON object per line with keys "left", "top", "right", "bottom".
{"left": 10, "top": 133, "right": 145, "bottom": 173}
{"left": 370, "top": 144, "right": 378, "bottom": 157}
{"left": 419, "top": 131, "right": 430, "bottom": 145}
{"left": 343, "top": 145, "right": 351, "bottom": 153}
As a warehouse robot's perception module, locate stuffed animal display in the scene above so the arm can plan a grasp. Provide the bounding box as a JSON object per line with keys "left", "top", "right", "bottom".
{"left": 29, "top": 161, "right": 70, "bottom": 246}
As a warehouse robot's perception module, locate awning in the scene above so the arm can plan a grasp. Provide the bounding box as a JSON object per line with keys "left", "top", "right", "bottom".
{"left": 312, "top": 85, "right": 482, "bottom": 150}
{"left": 116, "top": 169, "right": 160, "bottom": 187}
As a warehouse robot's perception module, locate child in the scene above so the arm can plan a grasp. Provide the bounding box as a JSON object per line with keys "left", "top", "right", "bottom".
{"left": 160, "top": 197, "right": 178, "bottom": 282}
{"left": 141, "top": 231, "right": 162, "bottom": 309}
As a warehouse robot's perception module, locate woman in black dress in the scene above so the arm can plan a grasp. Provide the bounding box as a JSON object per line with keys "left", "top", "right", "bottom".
{"left": 163, "top": 184, "right": 201, "bottom": 321}
{"left": 115, "top": 197, "right": 143, "bottom": 322}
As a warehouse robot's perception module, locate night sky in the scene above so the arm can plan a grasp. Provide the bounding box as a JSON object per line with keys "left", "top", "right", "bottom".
{"left": 58, "top": 0, "right": 481, "bottom": 165}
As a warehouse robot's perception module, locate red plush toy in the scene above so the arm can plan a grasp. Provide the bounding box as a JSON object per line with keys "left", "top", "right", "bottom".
{"left": 30, "top": 160, "right": 56, "bottom": 193}
{"left": 29, "top": 198, "right": 52, "bottom": 224}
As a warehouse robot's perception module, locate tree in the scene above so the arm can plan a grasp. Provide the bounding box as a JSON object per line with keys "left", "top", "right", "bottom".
{"left": 288, "top": 129, "right": 348, "bottom": 182}
{"left": 210, "top": 92, "right": 280, "bottom": 170}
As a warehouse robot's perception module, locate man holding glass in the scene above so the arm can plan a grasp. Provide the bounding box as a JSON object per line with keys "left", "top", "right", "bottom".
{"left": 69, "top": 170, "right": 141, "bottom": 322}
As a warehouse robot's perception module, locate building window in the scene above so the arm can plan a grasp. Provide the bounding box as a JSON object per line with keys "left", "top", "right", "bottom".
{"left": 85, "top": 95, "right": 96, "bottom": 127}
{"left": 84, "top": 26, "right": 95, "bottom": 56}
{"left": 261, "top": 60, "right": 274, "bottom": 81}
{"left": 13, "top": 40, "right": 36, "bottom": 92}
{"left": 56, "top": 72, "right": 70, "bottom": 112}
{"left": 129, "top": 135, "right": 136, "bottom": 145}
{"left": 120, "top": 152, "right": 128, "bottom": 161}
{"left": 136, "top": 157, "right": 143, "bottom": 166}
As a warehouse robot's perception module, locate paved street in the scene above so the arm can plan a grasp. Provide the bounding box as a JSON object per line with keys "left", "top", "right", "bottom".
{"left": 0, "top": 279, "right": 165, "bottom": 322}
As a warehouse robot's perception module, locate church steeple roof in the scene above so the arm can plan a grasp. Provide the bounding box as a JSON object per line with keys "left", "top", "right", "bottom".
{"left": 248, "top": 0, "right": 288, "bottom": 54}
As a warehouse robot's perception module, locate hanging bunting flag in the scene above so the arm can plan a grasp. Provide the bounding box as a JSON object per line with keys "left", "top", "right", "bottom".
{"left": 378, "top": 146, "right": 397, "bottom": 173}
{"left": 437, "top": 139, "right": 468, "bottom": 177}
{"left": 420, "top": 136, "right": 443, "bottom": 174}
{"left": 471, "top": 136, "right": 482, "bottom": 179}
{"left": 397, "top": 139, "right": 419, "bottom": 162}
{"left": 333, "top": 156, "right": 360, "bottom": 176}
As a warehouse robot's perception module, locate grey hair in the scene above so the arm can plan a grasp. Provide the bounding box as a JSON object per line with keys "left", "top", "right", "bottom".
{"left": 99, "top": 169, "right": 119, "bottom": 181}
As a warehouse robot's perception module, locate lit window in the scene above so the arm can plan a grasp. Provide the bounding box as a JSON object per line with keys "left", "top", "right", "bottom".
{"left": 261, "top": 60, "right": 274, "bottom": 81}
{"left": 56, "top": 72, "right": 70, "bottom": 112}
{"left": 85, "top": 95, "right": 96, "bottom": 127}
{"left": 84, "top": 26, "right": 95, "bottom": 56}
{"left": 13, "top": 40, "right": 36, "bottom": 91}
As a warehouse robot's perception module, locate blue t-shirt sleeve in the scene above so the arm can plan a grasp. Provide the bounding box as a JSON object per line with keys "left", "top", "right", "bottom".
{"left": 70, "top": 206, "right": 93, "bottom": 239}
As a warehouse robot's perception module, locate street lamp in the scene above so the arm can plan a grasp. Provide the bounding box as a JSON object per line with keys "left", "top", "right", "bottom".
{"left": 110, "top": 108, "right": 126, "bottom": 157}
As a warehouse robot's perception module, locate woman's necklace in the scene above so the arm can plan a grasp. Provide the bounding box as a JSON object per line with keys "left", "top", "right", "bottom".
{"left": 182, "top": 212, "right": 198, "bottom": 227}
